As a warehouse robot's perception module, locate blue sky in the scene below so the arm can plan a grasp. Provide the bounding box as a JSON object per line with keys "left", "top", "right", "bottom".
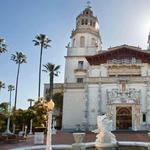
{"left": 0, "top": 0, "right": 150, "bottom": 109}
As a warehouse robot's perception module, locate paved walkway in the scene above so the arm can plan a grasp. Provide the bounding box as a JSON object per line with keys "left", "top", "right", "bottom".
{"left": 0, "top": 131, "right": 150, "bottom": 150}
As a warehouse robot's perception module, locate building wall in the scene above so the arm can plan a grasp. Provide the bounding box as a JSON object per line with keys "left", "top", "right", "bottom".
{"left": 62, "top": 7, "right": 150, "bottom": 131}
{"left": 62, "top": 89, "right": 85, "bottom": 129}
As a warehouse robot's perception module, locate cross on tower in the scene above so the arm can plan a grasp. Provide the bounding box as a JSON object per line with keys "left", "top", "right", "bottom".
{"left": 86, "top": 1, "right": 92, "bottom": 8}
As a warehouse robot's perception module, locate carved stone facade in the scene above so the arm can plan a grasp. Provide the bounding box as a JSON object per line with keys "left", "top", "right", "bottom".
{"left": 62, "top": 6, "right": 150, "bottom": 131}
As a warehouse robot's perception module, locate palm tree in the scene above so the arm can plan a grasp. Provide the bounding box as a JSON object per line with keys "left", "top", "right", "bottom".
{"left": 0, "top": 37, "right": 7, "bottom": 54}
{"left": 0, "top": 81, "right": 5, "bottom": 92}
{"left": 11, "top": 52, "right": 27, "bottom": 111}
{"left": 8, "top": 85, "right": 15, "bottom": 108}
{"left": 43, "top": 63, "right": 60, "bottom": 101}
{"left": 33, "top": 34, "right": 51, "bottom": 98}
{"left": 4, "top": 85, "right": 15, "bottom": 134}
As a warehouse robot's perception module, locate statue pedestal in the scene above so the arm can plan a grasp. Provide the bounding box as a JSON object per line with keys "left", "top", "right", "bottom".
{"left": 72, "top": 143, "right": 85, "bottom": 150}
{"left": 95, "top": 143, "right": 118, "bottom": 150}
{"left": 72, "top": 133, "right": 85, "bottom": 150}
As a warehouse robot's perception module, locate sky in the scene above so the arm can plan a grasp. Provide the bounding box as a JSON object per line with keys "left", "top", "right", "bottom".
{"left": 0, "top": 0, "right": 150, "bottom": 109}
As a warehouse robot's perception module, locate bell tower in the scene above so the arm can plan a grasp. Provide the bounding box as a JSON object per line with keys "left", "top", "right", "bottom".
{"left": 63, "top": 5, "right": 102, "bottom": 129}
{"left": 70, "top": 6, "right": 102, "bottom": 50}
{"left": 64, "top": 5, "right": 102, "bottom": 83}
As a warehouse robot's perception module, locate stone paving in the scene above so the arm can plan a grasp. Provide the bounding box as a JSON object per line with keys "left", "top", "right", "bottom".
{"left": 0, "top": 131, "right": 150, "bottom": 150}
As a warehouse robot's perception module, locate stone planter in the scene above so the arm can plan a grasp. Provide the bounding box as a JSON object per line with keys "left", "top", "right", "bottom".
{"left": 73, "top": 132, "right": 85, "bottom": 144}
{"left": 34, "top": 132, "right": 44, "bottom": 144}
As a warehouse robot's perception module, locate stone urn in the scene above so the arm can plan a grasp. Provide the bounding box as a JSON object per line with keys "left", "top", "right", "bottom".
{"left": 73, "top": 132, "right": 85, "bottom": 143}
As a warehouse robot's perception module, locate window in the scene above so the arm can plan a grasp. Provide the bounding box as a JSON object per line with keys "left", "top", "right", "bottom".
{"left": 80, "top": 36, "right": 85, "bottom": 47}
{"left": 85, "top": 19, "right": 88, "bottom": 25}
{"left": 81, "top": 19, "right": 84, "bottom": 25}
{"left": 91, "top": 38, "right": 96, "bottom": 46}
{"left": 78, "top": 61, "right": 84, "bottom": 69}
{"left": 93, "top": 22, "right": 95, "bottom": 27}
{"left": 77, "top": 78, "right": 83, "bottom": 83}
{"left": 143, "top": 113, "right": 146, "bottom": 122}
{"left": 90, "top": 20, "right": 92, "bottom": 26}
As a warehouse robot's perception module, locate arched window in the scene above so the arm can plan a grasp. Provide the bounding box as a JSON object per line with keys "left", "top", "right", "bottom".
{"left": 81, "top": 19, "right": 84, "bottom": 25}
{"left": 80, "top": 36, "right": 85, "bottom": 47}
{"left": 90, "top": 20, "right": 92, "bottom": 26}
{"left": 91, "top": 38, "right": 96, "bottom": 46}
{"left": 85, "top": 19, "right": 88, "bottom": 25}
{"left": 93, "top": 22, "right": 95, "bottom": 27}
{"left": 72, "top": 38, "right": 75, "bottom": 47}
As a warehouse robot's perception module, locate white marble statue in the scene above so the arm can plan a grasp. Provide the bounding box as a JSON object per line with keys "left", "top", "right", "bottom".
{"left": 93, "top": 115, "right": 117, "bottom": 145}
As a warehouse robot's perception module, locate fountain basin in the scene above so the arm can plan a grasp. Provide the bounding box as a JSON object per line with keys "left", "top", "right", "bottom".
{"left": 95, "top": 143, "right": 118, "bottom": 150}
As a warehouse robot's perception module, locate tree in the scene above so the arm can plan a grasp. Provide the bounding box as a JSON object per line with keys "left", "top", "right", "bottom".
{"left": 0, "top": 81, "right": 5, "bottom": 93}
{"left": 43, "top": 63, "right": 60, "bottom": 101}
{"left": 5, "top": 85, "right": 15, "bottom": 134}
{"left": 15, "top": 109, "right": 35, "bottom": 132}
{"left": 11, "top": 52, "right": 27, "bottom": 133}
{"left": 52, "top": 92, "right": 63, "bottom": 129}
{"left": 0, "top": 37, "right": 7, "bottom": 54}
{"left": 0, "top": 102, "right": 9, "bottom": 132}
{"left": 33, "top": 34, "right": 51, "bottom": 98}
{"left": 11, "top": 52, "right": 27, "bottom": 111}
{"left": 8, "top": 85, "right": 15, "bottom": 108}
{"left": 31, "top": 98, "right": 49, "bottom": 127}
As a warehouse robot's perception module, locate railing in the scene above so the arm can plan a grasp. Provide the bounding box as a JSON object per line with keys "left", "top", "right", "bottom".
{"left": 74, "top": 68, "right": 87, "bottom": 73}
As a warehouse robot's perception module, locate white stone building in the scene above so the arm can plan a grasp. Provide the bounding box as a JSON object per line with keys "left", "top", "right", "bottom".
{"left": 62, "top": 6, "right": 150, "bottom": 131}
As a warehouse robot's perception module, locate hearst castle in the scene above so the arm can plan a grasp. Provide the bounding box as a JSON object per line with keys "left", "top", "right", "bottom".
{"left": 45, "top": 6, "right": 150, "bottom": 131}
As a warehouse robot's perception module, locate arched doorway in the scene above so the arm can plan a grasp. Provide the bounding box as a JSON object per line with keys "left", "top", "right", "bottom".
{"left": 116, "top": 107, "right": 132, "bottom": 130}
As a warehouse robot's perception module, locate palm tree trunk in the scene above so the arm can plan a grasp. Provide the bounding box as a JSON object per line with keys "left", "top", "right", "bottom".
{"left": 49, "top": 72, "right": 53, "bottom": 100}
{"left": 5, "top": 90, "right": 12, "bottom": 134}
{"left": 14, "top": 63, "right": 20, "bottom": 111}
{"left": 13, "top": 63, "right": 20, "bottom": 133}
{"left": 38, "top": 43, "right": 43, "bottom": 98}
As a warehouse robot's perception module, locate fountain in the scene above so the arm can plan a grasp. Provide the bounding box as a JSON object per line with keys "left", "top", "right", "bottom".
{"left": 93, "top": 115, "right": 118, "bottom": 150}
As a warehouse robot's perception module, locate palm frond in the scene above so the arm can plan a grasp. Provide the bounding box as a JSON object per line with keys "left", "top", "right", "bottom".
{"left": 42, "top": 69, "right": 48, "bottom": 73}
{"left": 11, "top": 51, "right": 27, "bottom": 64}
{"left": 0, "top": 81, "right": 5, "bottom": 89}
{"left": 8, "top": 85, "right": 15, "bottom": 91}
{"left": 0, "top": 37, "right": 7, "bottom": 54}
{"left": 54, "top": 65, "right": 61, "bottom": 71}
{"left": 33, "top": 34, "right": 51, "bottom": 49}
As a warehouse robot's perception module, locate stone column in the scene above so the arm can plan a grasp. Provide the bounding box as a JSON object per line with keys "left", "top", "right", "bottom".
{"left": 98, "top": 80, "right": 102, "bottom": 115}
{"left": 133, "top": 104, "right": 141, "bottom": 130}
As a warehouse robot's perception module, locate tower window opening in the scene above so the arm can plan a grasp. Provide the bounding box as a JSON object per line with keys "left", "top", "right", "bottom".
{"left": 86, "top": 11, "right": 89, "bottom": 15}
{"left": 90, "top": 20, "right": 92, "bottom": 26}
{"left": 80, "top": 36, "right": 85, "bottom": 47}
{"left": 93, "top": 22, "right": 95, "bottom": 27}
{"left": 81, "top": 19, "right": 84, "bottom": 25}
{"left": 77, "top": 21, "right": 80, "bottom": 26}
{"left": 85, "top": 19, "right": 88, "bottom": 25}
{"left": 91, "top": 38, "right": 96, "bottom": 46}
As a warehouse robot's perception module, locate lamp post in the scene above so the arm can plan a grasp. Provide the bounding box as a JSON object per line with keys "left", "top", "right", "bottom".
{"left": 46, "top": 99, "right": 55, "bottom": 150}
{"left": 28, "top": 99, "right": 34, "bottom": 135}
{"left": 4, "top": 85, "right": 15, "bottom": 134}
